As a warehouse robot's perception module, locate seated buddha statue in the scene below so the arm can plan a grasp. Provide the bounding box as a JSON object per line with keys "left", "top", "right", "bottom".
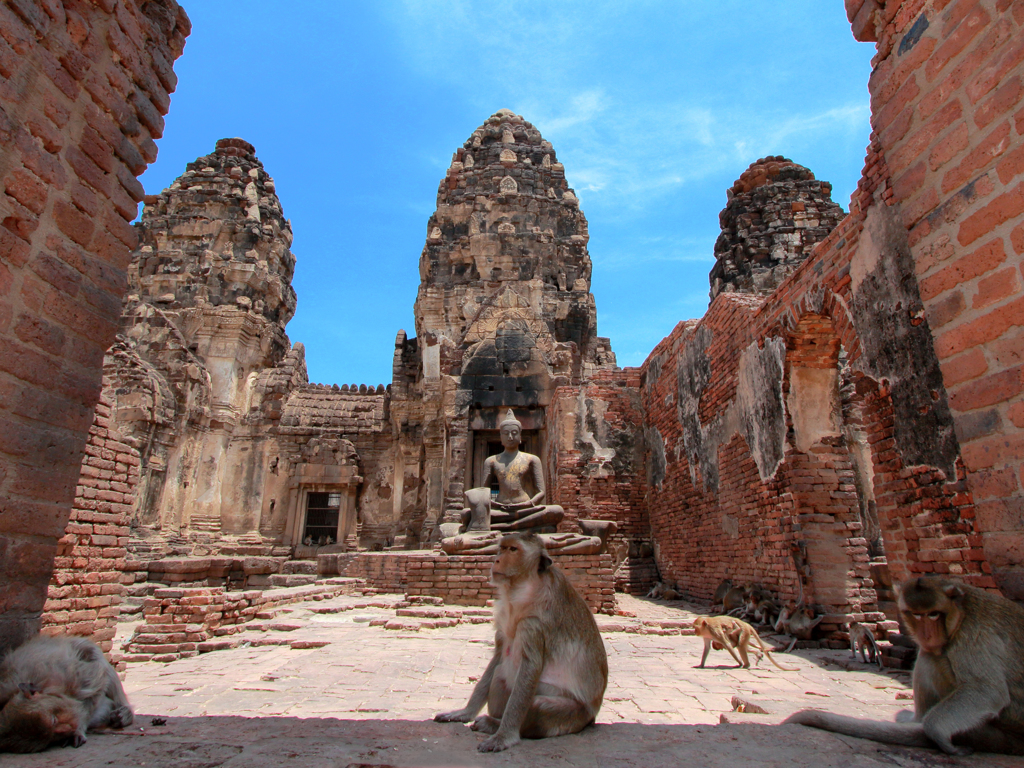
{"left": 440, "top": 410, "right": 603, "bottom": 556}
{"left": 480, "top": 409, "right": 564, "bottom": 533}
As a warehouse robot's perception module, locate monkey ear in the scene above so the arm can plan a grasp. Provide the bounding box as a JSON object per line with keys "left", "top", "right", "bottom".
{"left": 18, "top": 682, "right": 41, "bottom": 699}
{"left": 538, "top": 549, "right": 552, "bottom": 573}
{"left": 942, "top": 584, "right": 964, "bottom": 599}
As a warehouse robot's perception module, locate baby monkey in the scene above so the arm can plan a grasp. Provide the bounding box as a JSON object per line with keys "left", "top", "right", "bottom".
{"left": 0, "top": 634, "right": 133, "bottom": 753}
{"left": 435, "top": 532, "right": 608, "bottom": 752}
{"left": 693, "top": 616, "right": 797, "bottom": 671}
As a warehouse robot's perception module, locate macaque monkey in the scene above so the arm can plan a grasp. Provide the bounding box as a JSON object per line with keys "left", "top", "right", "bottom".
{"left": 712, "top": 578, "right": 732, "bottom": 610}
{"left": 774, "top": 601, "right": 794, "bottom": 633}
{"left": 723, "top": 584, "right": 747, "bottom": 616}
{"left": 434, "top": 533, "right": 608, "bottom": 753}
{"left": 785, "top": 577, "right": 1024, "bottom": 755}
{"left": 0, "top": 635, "right": 133, "bottom": 753}
{"left": 848, "top": 622, "right": 883, "bottom": 670}
{"left": 693, "top": 616, "right": 798, "bottom": 671}
{"left": 787, "top": 606, "right": 824, "bottom": 641}
{"left": 754, "top": 596, "right": 780, "bottom": 627}
{"left": 647, "top": 581, "right": 678, "bottom": 601}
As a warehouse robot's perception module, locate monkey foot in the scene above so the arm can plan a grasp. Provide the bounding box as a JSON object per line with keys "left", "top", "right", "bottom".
{"left": 478, "top": 731, "right": 519, "bottom": 752}
{"left": 469, "top": 715, "right": 500, "bottom": 734}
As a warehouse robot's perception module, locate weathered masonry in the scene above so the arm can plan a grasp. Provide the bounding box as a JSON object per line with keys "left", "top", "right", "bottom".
{"left": 0, "top": 0, "right": 189, "bottom": 652}
{"left": 2, "top": 1, "right": 1023, "bottom": 655}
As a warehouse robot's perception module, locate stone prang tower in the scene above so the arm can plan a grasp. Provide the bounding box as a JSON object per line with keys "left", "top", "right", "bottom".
{"left": 391, "top": 109, "right": 616, "bottom": 544}
{"left": 709, "top": 156, "right": 845, "bottom": 301}
{"left": 108, "top": 138, "right": 300, "bottom": 538}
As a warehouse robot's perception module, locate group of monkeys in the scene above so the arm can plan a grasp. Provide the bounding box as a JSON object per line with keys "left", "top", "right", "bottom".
{"left": 2, "top": 531, "right": 1023, "bottom": 756}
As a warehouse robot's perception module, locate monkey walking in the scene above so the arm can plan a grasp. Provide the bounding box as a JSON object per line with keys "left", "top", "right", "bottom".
{"left": 0, "top": 634, "right": 134, "bottom": 753}
{"left": 434, "top": 532, "right": 608, "bottom": 753}
{"left": 785, "top": 577, "right": 1024, "bottom": 756}
{"left": 848, "top": 622, "right": 883, "bottom": 670}
{"left": 693, "top": 616, "right": 798, "bottom": 671}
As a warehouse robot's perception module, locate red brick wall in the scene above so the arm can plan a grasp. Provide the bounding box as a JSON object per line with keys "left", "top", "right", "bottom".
{"left": 641, "top": 145, "right": 987, "bottom": 628}
{"left": 40, "top": 392, "right": 138, "bottom": 655}
{"left": 548, "top": 369, "right": 649, "bottom": 547}
{"left": 855, "top": 0, "right": 1024, "bottom": 598}
{"left": 328, "top": 550, "right": 617, "bottom": 614}
{"left": 0, "top": 0, "right": 189, "bottom": 651}
{"left": 405, "top": 553, "right": 617, "bottom": 614}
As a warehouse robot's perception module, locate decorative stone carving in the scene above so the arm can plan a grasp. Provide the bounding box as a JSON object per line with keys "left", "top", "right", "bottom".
{"left": 500, "top": 148, "right": 517, "bottom": 163}
{"left": 499, "top": 176, "right": 518, "bottom": 194}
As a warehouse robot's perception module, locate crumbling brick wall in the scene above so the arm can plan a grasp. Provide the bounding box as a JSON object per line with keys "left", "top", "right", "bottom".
{"left": 0, "top": 0, "right": 189, "bottom": 652}
{"left": 642, "top": 138, "right": 989, "bottom": 628}
{"left": 846, "top": 0, "right": 1024, "bottom": 598}
{"left": 40, "top": 392, "right": 139, "bottom": 655}
{"left": 548, "top": 369, "right": 649, "bottom": 550}
{"left": 638, "top": 0, "right": 1024, "bottom": 623}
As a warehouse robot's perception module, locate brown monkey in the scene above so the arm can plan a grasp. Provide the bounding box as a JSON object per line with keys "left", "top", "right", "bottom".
{"left": 787, "top": 606, "right": 823, "bottom": 641}
{"left": 434, "top": 532, "right": 608, "bottom": 752}
{"left": 754, "top": 596, "right": 780, "bottom": 627}
{"left": 848, "top": 622, "right": 883, "bottom": 670}
{"left": 722, "top": 584, "right": 748, "bottom": 616}
{"left": 785, "top": 577, "right": 1024, "bottom": 755}
{"left": 0, "top": 635, "right": 133, "bottom": 753}
{"left": 646, "top": 581, "right": 679, "bottom": 601}
{"left": 712, "top": 578, "right": 733, "bottom": 609}
{"left": 693, "top": 616, "right": 797, "bottom": 671}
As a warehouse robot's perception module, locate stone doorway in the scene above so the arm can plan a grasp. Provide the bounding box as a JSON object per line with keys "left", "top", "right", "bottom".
{"left": 303, "top": 491, "right": 342, "bottom": 544}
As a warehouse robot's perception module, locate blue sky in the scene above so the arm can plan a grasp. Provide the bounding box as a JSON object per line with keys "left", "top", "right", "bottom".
{"left": 140, "top": 1, "right": 876, "bottom": 387}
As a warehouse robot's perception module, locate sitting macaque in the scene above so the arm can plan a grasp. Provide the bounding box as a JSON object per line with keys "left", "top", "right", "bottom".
{"left": 785, "top": 577, "right": 1024, "bottom": 755}
{"left": 848, "top": 622, "right": 883, "bottom": 670}
{"left": 722, "top": 584, "right": 748, "bottom": 616}
{"left": 0, "top": 635, "right": 134, "bottom": 753}
{"left": 787, "top": 605, "right": 824, "bottom": 640}
{"left": 712, "top": 578, "right": 733, "bottom": 612}
{"left": 693, "top": 616, "right": 797, "bottom": 671}
{"left": 754, "top": 595, "right": 780, "bottom": 627}
{"left": 435, "top": 532, "right": 608, "bottom": 752}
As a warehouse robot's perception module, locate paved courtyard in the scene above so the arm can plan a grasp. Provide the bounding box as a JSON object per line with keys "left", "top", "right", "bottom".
{"left": 6, "top": 594, "right": 1017, "bottom": 767}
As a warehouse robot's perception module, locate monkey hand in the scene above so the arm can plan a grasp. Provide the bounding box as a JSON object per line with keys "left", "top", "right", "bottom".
{"left": 71, "top": 732, "right": 88, "bottom": 748}
{"left": 434, "top": 708, "right": 474, "bottom": 723}
{"left": 478, "top": 730, "right": 520, "bottom": 753}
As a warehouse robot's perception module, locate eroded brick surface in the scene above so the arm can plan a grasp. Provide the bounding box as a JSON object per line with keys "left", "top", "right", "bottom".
{"left": 0, "top": 0, "right": 189, "bottom": 653}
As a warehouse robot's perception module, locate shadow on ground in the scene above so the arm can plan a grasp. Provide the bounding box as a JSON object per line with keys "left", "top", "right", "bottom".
{"left": 3, "top": 715, "right": 1016, "bottom": 768}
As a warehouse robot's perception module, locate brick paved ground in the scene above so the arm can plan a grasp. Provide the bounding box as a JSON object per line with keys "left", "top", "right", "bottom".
{"left": 5, "top": 594, "right": 1016, "bottom": 767}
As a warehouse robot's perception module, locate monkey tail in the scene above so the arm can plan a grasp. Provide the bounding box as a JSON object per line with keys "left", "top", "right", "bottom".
{"left": 784, "top": 710, "right": 934, "bottom": 749}
{"left": 751, "top": 630, "right": 799, "bottom": 671}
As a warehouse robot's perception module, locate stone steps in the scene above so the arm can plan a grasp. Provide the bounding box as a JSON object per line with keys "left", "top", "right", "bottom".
{"left": 282, "top": 560, "right": 318, "bottom": 575}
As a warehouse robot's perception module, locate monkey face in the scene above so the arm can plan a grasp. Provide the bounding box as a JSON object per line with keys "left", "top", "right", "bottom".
{"left": 491, "top": 534, "right": 549, "bottom": 584}
{"left": 2, "top": 691, "right": 82, "bottom": 752}
{"left": 898, "top": 578, "right": 965, "bottom": 654}
{"left": 491, "top": 536, "right": 527, "bottom": 582}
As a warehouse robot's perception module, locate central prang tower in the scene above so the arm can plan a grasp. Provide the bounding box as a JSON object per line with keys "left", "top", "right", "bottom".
{"left": 391, "top": 109, "right": 616, "bottom": 545}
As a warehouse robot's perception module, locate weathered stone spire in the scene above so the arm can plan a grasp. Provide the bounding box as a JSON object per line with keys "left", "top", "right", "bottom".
{"left": 413, "top": 109, "right": 610, "bottom": 371}
{"left": 131, "top": 138, "right": 297, "bottom": 327}
{"left": 709, "top": 156, "right": 845, "bottom": 301}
